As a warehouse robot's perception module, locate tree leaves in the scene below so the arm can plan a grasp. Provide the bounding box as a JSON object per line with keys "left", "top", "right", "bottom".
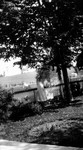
{"left": 0, "top": 0, "right": 83, "bottom": 68}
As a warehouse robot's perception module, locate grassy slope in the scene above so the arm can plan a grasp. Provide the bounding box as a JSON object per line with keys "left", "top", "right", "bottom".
{"left": 0, "top": 69, "right": 83, "bottom": 147}
{"left": 0, "top": 71, "right": 37, "bottom": 87}
{"left": 0, "top": 96, "right": 83, "bottom": 147}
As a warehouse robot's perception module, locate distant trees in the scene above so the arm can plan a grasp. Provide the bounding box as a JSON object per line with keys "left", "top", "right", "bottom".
{"left": 0, "top": 0, "right": 83, "bottom": 103}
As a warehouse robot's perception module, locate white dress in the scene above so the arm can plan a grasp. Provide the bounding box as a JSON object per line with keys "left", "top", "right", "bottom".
{"left": 37, "top": 81, "right": 47, "bottom": 101}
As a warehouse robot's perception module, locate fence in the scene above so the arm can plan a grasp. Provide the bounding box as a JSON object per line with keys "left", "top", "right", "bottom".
{"left": 8, "top": 77, "right": 83, "bottom": 101}
{"left": 56, "top": 77, "right": 83, "bottom": 98}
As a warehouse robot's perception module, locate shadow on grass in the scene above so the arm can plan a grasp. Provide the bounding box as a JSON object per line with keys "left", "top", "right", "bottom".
{"left": 9, "top": 104, "right": 35, "bottom": 121}
{"left": 33, "top": 124, "right": 83, "bottom": 148}
{"left": 8, "top": 98, "right": 83, "bottom": 122}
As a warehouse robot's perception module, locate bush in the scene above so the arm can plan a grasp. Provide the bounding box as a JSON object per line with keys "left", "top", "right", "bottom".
{"left": 9, "top": 96, "right": 43, "bottom": 121}
{"left": 0, "top": 87, "right": 13, "bottom": 122}
{"left": 9, "top": 99, "right": 28, "bottom": 121}
{"left": 0, "top": 86, "right": 42, "bottom": 122}
{"left": 31, "top": 102, "right": 43, "bottom": 114}
{"left": 23, "top": 96, "right": 43, "bottom": 115}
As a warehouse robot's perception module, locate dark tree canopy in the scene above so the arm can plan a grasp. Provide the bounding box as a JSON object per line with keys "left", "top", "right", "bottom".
{"left": 0, "top": 0, "right": 83, "bottom": 68}
{"left": 0, "top": 0, "right": 83, "bottom": 103}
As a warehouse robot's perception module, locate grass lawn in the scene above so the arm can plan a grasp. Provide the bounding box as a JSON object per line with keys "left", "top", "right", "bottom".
{"left": 0, "top": 72, "right": 36, "bottom": 88}
{"left": 0, "top": 96, "right": 83, "bottom": 148}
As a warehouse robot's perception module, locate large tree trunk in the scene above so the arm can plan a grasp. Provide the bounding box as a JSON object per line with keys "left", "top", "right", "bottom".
{"left": 62, "top": 64, "right": 73, "bottom": 104}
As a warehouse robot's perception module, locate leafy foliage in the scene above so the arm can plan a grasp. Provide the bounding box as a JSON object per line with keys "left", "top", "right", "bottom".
{"left": 0, "top": 0, "right": 83, "bottom": 67}
{"left": 0, "top": 0, "right": 83, "bottom": 103}
{"left": 36, "top": 65, "right": 50, "bottom": 82}
{"left": 0, "top": 86, "right": 42, "bottom": 122}
{"left": 9, "top": 96, "right": 43, "bottom": 121}
{"left": 0, "top": 87, "right": 13, "bottom": 122}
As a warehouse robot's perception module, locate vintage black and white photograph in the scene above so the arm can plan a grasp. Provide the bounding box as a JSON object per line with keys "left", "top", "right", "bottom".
{"left": 0, "top": 0, "right": 83, "bottom": 149}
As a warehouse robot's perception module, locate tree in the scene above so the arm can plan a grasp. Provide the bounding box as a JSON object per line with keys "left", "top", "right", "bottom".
{"left": 36, "top": 64, "right": 50, "bottom": 83}
{"left": 75, "top": 15, "right": 83, "bottom": 70}
{"left": 0, "top": 0, "right": 83, "bottom": 103}
{"left": 77, "top": 51, "right": 83, "bottom": 70}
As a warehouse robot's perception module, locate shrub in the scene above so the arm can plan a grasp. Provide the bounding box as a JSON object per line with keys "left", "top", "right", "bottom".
{"left": 9, "top": 99, "right": 27, "bottom": 121}
{"left": 9, "top": 96, "right": 43, "bottom": 121}
{"left": 24, "top": 96, "right": 43, "bottom": 114}
{"left": 0, "top": 86, "right": 43, "bottom": 122}
{"left": 31, "top": 102, "right": 43, "bottom": 114}
{"left": 0, "top": 87, "right": 13, "bottom": 122}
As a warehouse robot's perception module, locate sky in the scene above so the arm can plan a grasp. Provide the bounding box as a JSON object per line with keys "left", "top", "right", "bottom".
{"left": 0, "top": 57, "right": 36, "bottom": 76}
